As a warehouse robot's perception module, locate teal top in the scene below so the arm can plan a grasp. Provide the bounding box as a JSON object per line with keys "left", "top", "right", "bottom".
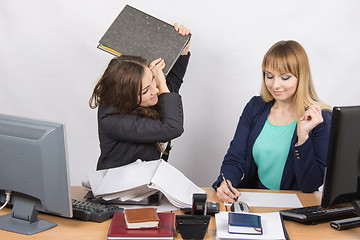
{"left": 252, "top": 119, "right": 297, "bottom": 190}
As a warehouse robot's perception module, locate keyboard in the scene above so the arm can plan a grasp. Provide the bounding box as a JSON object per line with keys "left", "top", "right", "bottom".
{"left": 280, "top": 205, "right": 358, "bottom": 224}
{"left": 72, "top": 199, "right": 124, "bottom": 223}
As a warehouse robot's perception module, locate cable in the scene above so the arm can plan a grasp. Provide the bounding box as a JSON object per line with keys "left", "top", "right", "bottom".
{"left": 0, "top": 190, "right": 12, "bottom": 210}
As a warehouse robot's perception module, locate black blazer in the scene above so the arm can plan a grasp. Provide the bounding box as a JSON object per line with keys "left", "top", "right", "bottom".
{"left": 96, "top": 54, "right": 190, "bottom": 170}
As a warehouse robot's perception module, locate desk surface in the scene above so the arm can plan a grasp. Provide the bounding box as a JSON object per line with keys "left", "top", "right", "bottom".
{"left": 1, "top": 187, "right": 359, "bottom": 240}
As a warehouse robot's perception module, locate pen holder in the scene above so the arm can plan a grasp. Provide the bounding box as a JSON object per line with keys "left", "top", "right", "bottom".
{"left": 175, "top": 215, "right": 210, "bottom": 239}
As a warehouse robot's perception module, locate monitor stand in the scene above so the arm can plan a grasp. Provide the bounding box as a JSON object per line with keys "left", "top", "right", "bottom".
{"left": 0, "top": 197, "right": 57, "bottom": 235}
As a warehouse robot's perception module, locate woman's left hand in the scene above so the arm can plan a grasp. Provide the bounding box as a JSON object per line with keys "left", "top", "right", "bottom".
{"left": 174, "top": 23, "right": 191, "bottom": 55}
{"left": 297, "top": 104, "right": 323, "bottom": 145}
{"left": 149, "top": 58, "right": 169, "bottom": 94}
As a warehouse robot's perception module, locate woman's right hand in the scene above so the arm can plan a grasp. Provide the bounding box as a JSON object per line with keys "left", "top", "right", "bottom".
{"left": 149, "top": 58, "right": 169, "bottom": 94}
{"left": 173, "top": 23, "right": 191, "bottom": 55}
{"left": 297, "top": 104, "right": 323, "bottom": 145}
{"left": 216, "top": 180, "right": 241, "bottom": 204}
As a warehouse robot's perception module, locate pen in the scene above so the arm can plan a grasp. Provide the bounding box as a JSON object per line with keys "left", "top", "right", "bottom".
{"left": 221, "top": 173, "right": 238, "bottom": 201}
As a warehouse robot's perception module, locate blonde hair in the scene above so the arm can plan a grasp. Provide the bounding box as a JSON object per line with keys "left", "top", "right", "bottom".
{"left": 260, "top": 40, "right": 331, "bottom": 119}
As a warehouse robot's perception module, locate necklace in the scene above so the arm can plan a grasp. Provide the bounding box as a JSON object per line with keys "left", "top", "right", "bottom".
{"left": 268, "top": 108, "right": 296, "bottom": 126}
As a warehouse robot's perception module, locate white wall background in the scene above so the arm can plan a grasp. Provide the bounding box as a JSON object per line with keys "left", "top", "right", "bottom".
{"left": 1, "top": 0, "right": 359, "bottom": 187}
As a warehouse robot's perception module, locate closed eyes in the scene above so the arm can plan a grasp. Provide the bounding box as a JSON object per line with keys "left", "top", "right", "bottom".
{"left": 141, "top": 77, "right": 156, "bottom": 95}
{"left": 265, "top": 72, "right": 291, "bottom": 80}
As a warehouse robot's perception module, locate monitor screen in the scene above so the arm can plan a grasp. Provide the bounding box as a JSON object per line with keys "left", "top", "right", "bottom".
{"left": 0, "top": 114, "right": 72, "bottom": 235}
{"left": 321, "top": 106, "right": 360, "bottom": 208}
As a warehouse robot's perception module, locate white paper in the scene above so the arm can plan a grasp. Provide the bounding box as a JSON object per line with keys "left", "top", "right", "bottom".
{"left": 215, "top": 211, "right": 286, "bottom": 240}
{"left": 149, "top": 160, "right": 205, "bottom": 208}
{"left": 101, "top": 185, "right": 153, "bottom": 201}
{"left": 89, "top": 160, "right": 160, "bottom": 196}
{"left": 87, "top": 159, "right": 204, "bottom": 208}
{"left": 88, "top": 168, "right": 108, "bottom": 194}
{"left": 119, "top": 197, "right": 177, "bottom": 212}
{"left": 237, "top": 192, "right": 303, "bottom": 208}
{"left": 123, "top": 189, "right": 159, "bottom": 201}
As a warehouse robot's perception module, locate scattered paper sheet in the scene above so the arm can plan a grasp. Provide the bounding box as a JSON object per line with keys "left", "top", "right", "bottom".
{"left": 117, "top": 196, "right": 177, "bottom": 212}
{"left": 87, "top": 159, "right": 204, "bottom": 208}
{"left": 89, "top": 160, "right": 160, "bottom": 197}
{"left": 149, "top": 159, "right": 205, "bottom": 208}
{"left": 237, "top": 192, "right": 303, "bottom": 208}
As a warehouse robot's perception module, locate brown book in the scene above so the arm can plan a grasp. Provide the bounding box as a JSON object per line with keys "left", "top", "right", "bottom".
{"left": 124, "top": 208, "right": 160, "bottom": 229}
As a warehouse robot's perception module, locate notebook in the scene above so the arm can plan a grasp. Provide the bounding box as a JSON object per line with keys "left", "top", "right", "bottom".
{"left": 107, "top": 212, "right": 174, "bottom": 240}
{"left": 215, "top": 212, "right": 286, "bottom": 240}
{"left": 228, "top": 212, "right": 262, "bottom": 235}
{"left": 124, "top": 208, "right": 160, "bottom": 229}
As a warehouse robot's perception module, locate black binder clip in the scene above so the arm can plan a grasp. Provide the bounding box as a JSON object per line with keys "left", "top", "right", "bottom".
{"left": 176, "top": 193, "right": 210, "bottom": 239}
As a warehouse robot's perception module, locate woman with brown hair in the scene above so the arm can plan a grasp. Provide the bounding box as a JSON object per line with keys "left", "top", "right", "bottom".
{"left": 89, "top": 24, "right": 191, "bottom": 170}
{"left": 213, "top": 40, "right": 332, "bottom": 203}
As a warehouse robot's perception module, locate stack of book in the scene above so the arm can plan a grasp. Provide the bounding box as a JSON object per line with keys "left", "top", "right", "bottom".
{"left": 107, "top": 208, "right": 175, "bottom": 240}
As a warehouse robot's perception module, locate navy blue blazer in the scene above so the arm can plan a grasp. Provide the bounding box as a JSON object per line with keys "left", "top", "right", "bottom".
{"left": 213, "top": 96, "right": 332, "bottom": 193}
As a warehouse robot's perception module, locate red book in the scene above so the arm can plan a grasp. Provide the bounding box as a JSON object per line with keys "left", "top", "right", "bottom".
{"left": 107, "top": 212, "right": 175, "bottom": 240}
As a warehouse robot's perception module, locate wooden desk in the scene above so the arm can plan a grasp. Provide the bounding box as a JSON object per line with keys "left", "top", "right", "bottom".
{"left": 1, "top": 187, "right": 359, "bottom": 240}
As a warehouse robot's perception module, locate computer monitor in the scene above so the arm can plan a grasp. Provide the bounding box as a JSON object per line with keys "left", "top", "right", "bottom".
{"left": 0, "top": 114, "right": 72, "bottom": 235}
{"left": 321, "top": 106, "right": 360, "bottom": 208}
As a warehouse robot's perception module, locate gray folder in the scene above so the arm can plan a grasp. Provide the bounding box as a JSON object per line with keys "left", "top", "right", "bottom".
{"left": 98, "top": 5, "right": 191, "bottom": 75}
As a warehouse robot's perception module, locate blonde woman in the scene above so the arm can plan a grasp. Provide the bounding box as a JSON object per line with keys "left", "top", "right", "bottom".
{"left": 213, "top": 40, "right": 332, "bottom": 203}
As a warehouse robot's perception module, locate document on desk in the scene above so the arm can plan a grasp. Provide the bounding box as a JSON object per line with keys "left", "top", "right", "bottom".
{"left": 215, "top": 211, "right": 286, "bottom": 240}
{"left": 148, "top": 158, "right": 206, "bottom": 208}
{"left": 88, "top": 159, "right": 205, "bottom": 208}
{"left": 237, "top": 192, "right": 303, "bottom": 208}
{"left": 88, "top": 160, "right": 159, "bottom": 197}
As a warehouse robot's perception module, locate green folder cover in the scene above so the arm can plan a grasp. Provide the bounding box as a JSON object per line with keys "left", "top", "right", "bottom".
{"left": 98, "top": 5, "right": 191, "bottom": 76}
